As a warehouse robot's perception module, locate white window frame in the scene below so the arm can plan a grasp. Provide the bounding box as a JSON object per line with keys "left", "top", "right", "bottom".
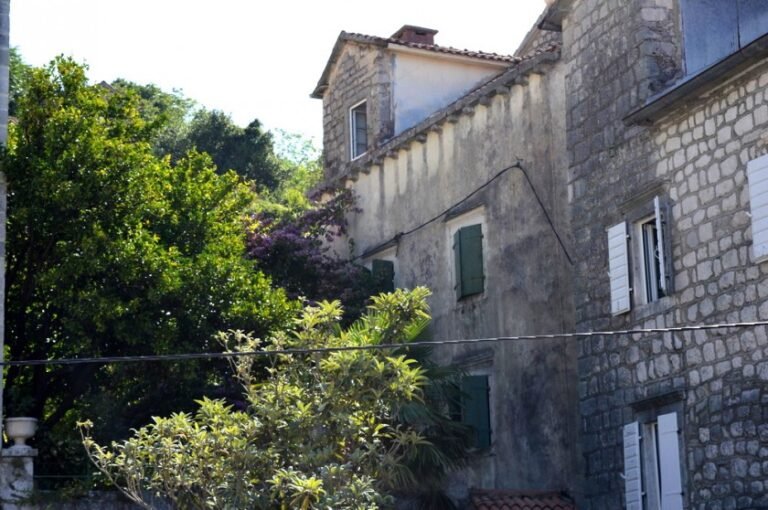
{"left": 624, "top": 412, "right": 684, "bottom": 510}
{"left": 633, "top": 200, "right": 667, "bottom": 305}
{"left": 446, "top": 207, "right": 487, "bottom": 299}
{"left": 349, "top": 99, "right": 368, "bottom": 161}
{"left": 609, "top": 195, "right": 671, "bottom": 314}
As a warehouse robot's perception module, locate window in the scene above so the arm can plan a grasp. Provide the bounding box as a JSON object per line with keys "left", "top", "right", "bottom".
{"left": 680, "top": 0, "right": 768, "bottom": 75}
{"left": 453, "top": 224, "right": 484, "bottom": 299}
{"left": 349, "top": 100, "right": 368, "bottom": 159}
{"left": 608, "top": 196, "right": 671, "bottom": 314}
{"left": 747, "top": 154, "right": 768, "bottom": 262}
{"left": 371, "top": 259, "right": 395, "bottom": 293}
{"left": 450, "top": 375, "right": 491, "bottom": 449}
{"left": 623, "top": 412, "right": 684, "bottom": 510}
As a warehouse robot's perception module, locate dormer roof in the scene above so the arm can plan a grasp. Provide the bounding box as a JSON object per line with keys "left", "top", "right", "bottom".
{"left": 310, "top": 28, "right": 518, "bottom": 99}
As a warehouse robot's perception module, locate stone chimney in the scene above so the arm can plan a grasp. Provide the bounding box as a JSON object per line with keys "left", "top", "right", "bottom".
{"left": 391, "top": 25, "right": 438, "bottom": 45}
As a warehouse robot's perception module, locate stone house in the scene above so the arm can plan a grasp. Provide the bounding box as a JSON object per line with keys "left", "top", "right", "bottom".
{"left": 539, "top": 1, "right": 768, "bottom": 509}
{"left": 311, "top": 25, "right": 581, "bottom": 506}
{"left": 314, "top": 1, "right": 768, "bottom": 508}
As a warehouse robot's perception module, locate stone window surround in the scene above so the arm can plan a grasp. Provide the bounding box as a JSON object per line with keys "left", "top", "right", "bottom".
{"left": 615, "top": 185, "right": 675, "bottom": 319}
{"left": 628, "top": 392, "right": 687, "bottom": 510}
{"left": 445, "top": 206, "right": 487, "bottom": 303}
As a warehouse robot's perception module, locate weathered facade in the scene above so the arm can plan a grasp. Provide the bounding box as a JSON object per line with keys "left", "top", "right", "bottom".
{"left": 314, "top": 3, "right": 768, "bottom": 508}
{"left": 542, "top": 0, "right": 768, "bottom": 509}
{"left": 312, "top": 26, "right": 581, "bottom": 506}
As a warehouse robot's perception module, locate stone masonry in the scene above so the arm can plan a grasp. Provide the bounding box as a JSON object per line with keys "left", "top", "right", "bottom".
{"left": 318, "top": 41, "right": 393, "bottom": 182}
{"left": 553, "top": 0, "right": 768, "bottom": 508}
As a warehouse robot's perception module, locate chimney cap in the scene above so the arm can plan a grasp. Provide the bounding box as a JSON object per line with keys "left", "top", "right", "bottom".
{"left": 391, "top": 25, "right": 439, "bottom": 44}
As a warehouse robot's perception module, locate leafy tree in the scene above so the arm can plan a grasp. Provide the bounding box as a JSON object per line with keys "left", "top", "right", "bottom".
{"left": 81, "top": 289, "right": 459, "bottom": 509}
{"left": 109, "top": 78, "right": 195, "bottom": 160}
{"left": 184, "top": 110, "right": 281, "bottom": 188}
{"left": 3, "top": 57, "right": 296, "bottom": 476}
{"left": 9, "top": 47, "right": 32, "bottom": 118}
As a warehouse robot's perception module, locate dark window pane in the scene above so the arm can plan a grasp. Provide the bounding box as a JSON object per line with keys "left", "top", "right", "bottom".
{"left": 458, "top": 224, "right": 484, "bottom": 298}
{"left": 351, "top": 103, "right": 367, "bottom": 158}
{"left": 681, "top": 0, "right": 738, "bottom": 74}
{"left": 371, "top": 259, "right": 394, "bottom": 293}
{"left": 738, "top": 0, "right": 768, "bottom": 46}
{"left": 461, "top": 375, "right": 491, "bottom": 449}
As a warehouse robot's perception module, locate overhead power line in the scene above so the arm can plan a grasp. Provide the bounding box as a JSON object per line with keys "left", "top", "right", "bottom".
{"left": 4, "top": 320, "right": 768, "bottom": 368}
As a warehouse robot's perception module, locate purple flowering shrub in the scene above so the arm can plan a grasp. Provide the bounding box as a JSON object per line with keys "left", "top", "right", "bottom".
{"left": 246, "top": 189, "right": 377, "bottom": 320}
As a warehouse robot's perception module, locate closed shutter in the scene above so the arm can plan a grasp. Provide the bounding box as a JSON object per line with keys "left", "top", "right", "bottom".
{"left": 454, "top": 224, "right": 484, "bottom": 299}
{"left": 623, "top": 421, "right": 643, "bottom": 510}
{"left": 372, "top": 259, "right": 395, "bottom": 293}
{"left": 658, "top": 413, "right": 684, "bottom": 510}
{"left": 608, "top": 222, "right": 631, "bottom": 314}
{"left": 747, "top": 154, "right": 768, "bottom": 261}
{"left": 462, "top": 375, "right": 491, "bottom": 449}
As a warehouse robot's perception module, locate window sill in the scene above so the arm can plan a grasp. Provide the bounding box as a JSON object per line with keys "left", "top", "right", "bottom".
{"left": 632, "top": 295, "right": 673, "bottom": 321}
{"left": 624, "top": 32, "right": 768, "bottom": 125}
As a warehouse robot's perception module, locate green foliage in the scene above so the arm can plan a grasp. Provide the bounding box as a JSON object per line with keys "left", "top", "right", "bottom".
{"left": 81, "top": 289, "right": 439, "bottom": 509}
{"left": 109, "top": 78, "right": 195, "bottom": 161}
{"left": 9, "top": 47, "right": 32, "bottom": 118}
{"left": 3, "top": 57, "right": 296, "bottom": 476}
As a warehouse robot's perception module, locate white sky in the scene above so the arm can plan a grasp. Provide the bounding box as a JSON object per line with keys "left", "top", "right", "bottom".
{"left": 10, "top": 1, "right": 547, "bottom": 143}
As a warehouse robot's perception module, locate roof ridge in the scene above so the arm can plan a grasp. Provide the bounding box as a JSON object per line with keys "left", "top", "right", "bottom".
{"left": 342, "top": 31, "right": 518, "bottom": 63}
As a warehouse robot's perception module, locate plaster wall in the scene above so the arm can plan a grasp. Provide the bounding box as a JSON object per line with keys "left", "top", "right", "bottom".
{"left": 391, "top": 51, "right": 504, "bottom": 135}
{"left": 342, "top": 62, "right": 580, "bottom": 500}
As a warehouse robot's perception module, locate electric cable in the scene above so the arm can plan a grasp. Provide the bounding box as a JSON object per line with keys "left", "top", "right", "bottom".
{"left": 3, "top": 320, "right": 767, "bottom": 368}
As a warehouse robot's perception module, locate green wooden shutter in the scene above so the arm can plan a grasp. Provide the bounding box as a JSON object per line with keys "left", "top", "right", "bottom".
{"left": 371, "top": 259, "right": 395, "bottom": 293}
{"left": 455, "top": 224, "right": 484, "bottom": 298}
{"left": 453, "top": 230, "right": 463, "bottom": 298}
{"left": 462, "top": 375, "right": 491, "bottom": 449}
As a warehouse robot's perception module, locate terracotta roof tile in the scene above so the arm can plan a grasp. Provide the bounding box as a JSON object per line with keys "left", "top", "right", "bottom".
{"left": 470, "top": 489, "right": 576, "bottom": 510}
{"left": 343, "top": 31, "right": 519, "bottom": 63}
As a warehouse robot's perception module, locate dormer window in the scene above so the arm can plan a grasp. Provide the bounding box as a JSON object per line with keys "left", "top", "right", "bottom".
{"left": 680, "top": 0, "right": 768, "bottom": 75}
{"left": 350, "top": 101, "right": 368, "bottom": 160}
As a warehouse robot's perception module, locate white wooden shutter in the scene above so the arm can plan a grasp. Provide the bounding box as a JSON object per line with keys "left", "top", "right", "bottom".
{"left": 747, "top": 154, "right": 768, "bottom": 262}
{"left": 654, "top": 196, "right": 668, "bottom": 294}
{"left": 623, "top": 421, "right": 643, "bottom": 510}
{"left": 608, "top": 222, "right": 631, "bottom": 314}
{"left": 658, "top": 412, "right": 684, "bottom": 510}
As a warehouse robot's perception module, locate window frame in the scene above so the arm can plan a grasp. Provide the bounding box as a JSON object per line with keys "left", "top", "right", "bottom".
{"left": 449, "top": 372, "right": 492, "bottom": 451}
{"left": 608, "top": 195, "right": 672, "bottom": 314}
{"left": 446, "top": 207, "right": 487, "bottom": 301}
{"left": 363, "top": 246, "right": 399, "bottom": 291}
{"left": 349, "top": 99, "right": 368, "bottom": 161}
{"left": 624, "top": 409, "right": 685, "bottom": 510}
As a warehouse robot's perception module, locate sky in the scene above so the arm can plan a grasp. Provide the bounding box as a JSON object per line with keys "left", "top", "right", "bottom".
{"left": 10, "top": 1, "right": 547, "bottom": 144}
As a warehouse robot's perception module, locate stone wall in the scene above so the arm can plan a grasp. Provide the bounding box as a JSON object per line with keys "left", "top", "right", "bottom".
{"left": 560, "top": 0, "right": 768, "bottom": 508}
{"left": 321, "top": 42, "right": 393, "bottom": 181}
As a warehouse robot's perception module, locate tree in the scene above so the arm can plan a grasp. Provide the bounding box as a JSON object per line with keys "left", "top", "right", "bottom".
{"left": 109, "top": 78, "right": 195, "bottom": 161}
{"left": 81, "top": 289, "right": 456, "bottom": 509}
{"left": 9, "top": 47, "right": 32, "bottom": 118}
{"left": 3, "top": 57, "right": 296, "bottom": 476}
{"left": 185, "top": 110, "right": 281, "bottom": 188}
